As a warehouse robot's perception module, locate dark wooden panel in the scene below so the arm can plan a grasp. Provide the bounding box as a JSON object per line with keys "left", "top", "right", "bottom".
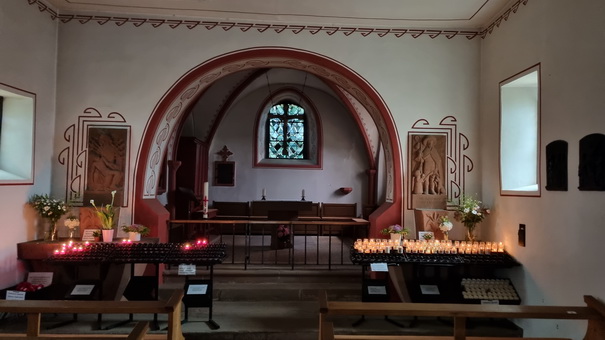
{"left": 213, "top": 201, "right": 249, "bottom": 216}
{"left": 321, "top": 203, "right": 357, "bottom": 217}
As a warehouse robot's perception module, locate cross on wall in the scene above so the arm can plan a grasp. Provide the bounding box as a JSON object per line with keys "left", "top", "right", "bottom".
{"left": 217, "top": 145, "right": 233, "bottom": 162}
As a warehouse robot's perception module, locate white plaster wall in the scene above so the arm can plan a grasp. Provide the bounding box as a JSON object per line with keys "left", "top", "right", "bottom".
{"left": 208, "top": 86, "right": 367, "bottom": 212}
{"left": 480, "top": 1, "right": 605, "bottom": 338}
{"left": 0, "top": 0, "right": 58, "bottom": 288}
{"left": 51, "top": 18, "right": 480, "bottom": 229}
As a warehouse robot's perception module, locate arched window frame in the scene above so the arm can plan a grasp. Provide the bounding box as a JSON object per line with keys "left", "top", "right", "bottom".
{"left": 254, "top": 88, "right": 322, "bottom": 168}
{"left": 266, "top": 100, "right": 307, "bottom": 159}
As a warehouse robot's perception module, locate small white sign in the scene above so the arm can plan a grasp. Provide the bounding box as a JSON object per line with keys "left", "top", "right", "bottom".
{"left": 6, "top": 290, "right": 26, "bottom": 300}
{"left": 420, "top": 285, "right": 440, "bottom": 295}
{"left": 370, "top": 263, "right": 389, "bottom": 272}
{"left": 82, "top": 229, "right": 99, "bottom": 242}
{"left": 187, "top": 284, "right": 208, "bottom": 295}
{"left": 71, "top": 285, "right": 95, "bottom": 296}
{"left": 178, "top": 264, "right": 196, "bottom": 276}
{"left": 27, "top": 272, "right": 53, "bottom": 287}
{"left": 367, "top": 285, "right": 387, "bottom": 295}
{"left": 481, "top": 299, "right": 500, "bottom": 305}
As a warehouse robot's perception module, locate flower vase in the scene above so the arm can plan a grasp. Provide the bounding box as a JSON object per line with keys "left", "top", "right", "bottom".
{"left": 102, "top": 229, "right": 114, "bottom": 243}
{"left": 443, "top": 231, "right": 449, "bottom": 241}
{"left": 390, "top": 233, "right": 402, "bottom": 244}
{"left": 465, "top": 224, "right": 477, "bottom": 242}
{"left": 67, "top": 227, "right": 78, "bottom": 239}
{"left": 128, "top": 232, "right": 141, "bottom": 242}
{"left": 45, "top": 221, "right": 58, "bottom": 241}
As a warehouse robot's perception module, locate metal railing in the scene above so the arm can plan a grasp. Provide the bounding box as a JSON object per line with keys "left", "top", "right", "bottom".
{"left": 167, "top": 218, "right": 369, "bottom": 270}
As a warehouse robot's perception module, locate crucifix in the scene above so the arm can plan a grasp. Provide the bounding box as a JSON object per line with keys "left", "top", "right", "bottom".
{"left": 217, "top": 145, "right": 233, "bottom": 161}
{"left": 214, "top": 146, "right": 235, "bottom": 187}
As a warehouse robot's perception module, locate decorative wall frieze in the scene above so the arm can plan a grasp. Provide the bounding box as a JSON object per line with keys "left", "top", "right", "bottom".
{"left": 27, "top": 0, "right": 529, "bottom": 40}
{"left": 58, "top": 107, "right": 130, "bottom": 206}
{"left": 407, "top": 116, "right": 472, "bottom": 210}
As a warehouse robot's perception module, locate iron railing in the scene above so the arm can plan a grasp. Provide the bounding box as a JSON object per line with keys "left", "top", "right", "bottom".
{"left": 167, "top": 218, "right": 369, "bottom": 270}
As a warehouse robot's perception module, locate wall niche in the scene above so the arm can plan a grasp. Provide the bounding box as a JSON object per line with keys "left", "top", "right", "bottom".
{"left": 545, "top": 140, "right": 568, "bottom": 191}
{"left": 578, "top": 133, "right": 605, "bottom": 191}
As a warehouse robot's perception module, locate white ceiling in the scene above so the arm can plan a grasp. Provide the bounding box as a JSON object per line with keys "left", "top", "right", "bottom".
{"left": 44, "top": 0, "right": 515, "bottom": 30}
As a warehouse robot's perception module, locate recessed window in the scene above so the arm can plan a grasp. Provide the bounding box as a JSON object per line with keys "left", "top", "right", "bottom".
{"left": 0, "top": 83, "right": 35, "bottom": 184}
{"left": 255, "top": 90, "right": 321, "bottom": 168}
{"left": 499, "top": 64, "right": 541, "bottom": 196}
{"left": 267, "top": 101, "right": 307, "bottom": 159}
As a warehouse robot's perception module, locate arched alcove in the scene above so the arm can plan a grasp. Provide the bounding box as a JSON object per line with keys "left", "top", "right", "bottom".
{"left": 133, "top": 47, "right": 403, "bottom": 239}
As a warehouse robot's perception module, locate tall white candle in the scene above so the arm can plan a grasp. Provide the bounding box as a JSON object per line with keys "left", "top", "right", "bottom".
{"left": 203, "top": 181, "right": 209, "bottom": 216}
{"left": 262, "top": 188, "right": 266, "bottom": 197}
{"left": 302, "top": 189, "right": 305, "bottom": 196}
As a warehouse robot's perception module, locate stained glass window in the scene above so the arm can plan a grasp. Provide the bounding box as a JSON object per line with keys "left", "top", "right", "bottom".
{"left": 267, "top": 102, "right": 307, "bottom": 159}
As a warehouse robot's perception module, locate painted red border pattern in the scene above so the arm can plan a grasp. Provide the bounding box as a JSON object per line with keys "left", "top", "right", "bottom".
{"left": 27, "top": 0, "right": 529, "bottom": 40}
{"left": 406, "top": 116, "right": 472, "bottom": 210}
{"left": 57, "top": 107, "right": 131, "bottom": 207}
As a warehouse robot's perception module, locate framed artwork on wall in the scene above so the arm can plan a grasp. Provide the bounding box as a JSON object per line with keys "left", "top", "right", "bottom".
{"left": 214, "top": 161, "right": 235, "bottom": 186}
{"left": 83, "top": 126, "right": 130, "bottom": 207}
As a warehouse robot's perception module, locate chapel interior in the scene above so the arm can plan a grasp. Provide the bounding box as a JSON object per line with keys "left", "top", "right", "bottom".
{"left": 1, "top": 0, "right": 604, "bottom": 339}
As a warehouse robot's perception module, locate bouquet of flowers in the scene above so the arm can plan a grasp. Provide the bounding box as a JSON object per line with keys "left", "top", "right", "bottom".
{"left": 438, "top": 215, "right": 453, "bottom": 240}
{"left": 454, "top": 195, "right": 490, "bottom": 241}
{"left": 28, "top": 194, "right": 69, "bottom": 241}
{"left": 64, "top": 216, "right": 80, "bottom": 229}
{"left": 90, "top": 190, "right": 117, "bottom": 230}
{"left": 380, "top": 224, "right": 409, "bottom": 236}
{"left": 438, "top": 216, "right": 453, "bottom": 233}
{"left": 121, "top": 224, "right": 150, "bottom": 236}
{"left": 28, "top": 194, "right": 68, "bottom": 224}
{"left": 276, "top": 224, "right": 290, "bottom": 242}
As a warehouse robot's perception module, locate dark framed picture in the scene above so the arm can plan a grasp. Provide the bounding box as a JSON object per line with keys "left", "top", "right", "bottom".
{"left": 214, "top": 161, "right": 235, "bottom": 186}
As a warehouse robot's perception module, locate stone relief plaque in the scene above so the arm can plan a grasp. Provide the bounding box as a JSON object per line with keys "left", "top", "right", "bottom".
{"left": 83, "top": 126, "right": 129, "bottom": 206}
{"left": 409, "top": 134, "right": 447, "bottom": 209}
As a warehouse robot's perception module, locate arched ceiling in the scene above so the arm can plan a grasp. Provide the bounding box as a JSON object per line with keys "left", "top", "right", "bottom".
{"left": 180, "top": 68, "right": 381, "bottom": 166}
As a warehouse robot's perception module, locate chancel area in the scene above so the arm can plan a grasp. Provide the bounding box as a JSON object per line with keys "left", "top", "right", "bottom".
{"left": 1, "top": 0, "right": 605, "bottom": 339}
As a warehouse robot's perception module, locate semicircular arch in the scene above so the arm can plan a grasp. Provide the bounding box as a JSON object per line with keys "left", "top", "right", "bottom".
{"left": 134, "top": 47, "right": 403, "bottom": 237}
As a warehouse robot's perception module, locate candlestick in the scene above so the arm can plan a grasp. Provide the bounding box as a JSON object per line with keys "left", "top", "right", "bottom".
{"left": 262, "top": 188, "right": 266, "bottom": 200}
{"left": 203, "top": 181, "right": 209, "bottom": 218}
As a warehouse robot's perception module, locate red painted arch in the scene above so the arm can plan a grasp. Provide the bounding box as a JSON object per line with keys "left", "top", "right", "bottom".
{"left": 133, "top": 47, "right": 403, "bottom": 240}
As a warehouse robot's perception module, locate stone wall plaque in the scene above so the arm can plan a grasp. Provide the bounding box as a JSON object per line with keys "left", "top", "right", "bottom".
{"left": 409, "top": 134, "right": 447, "bottom": 209}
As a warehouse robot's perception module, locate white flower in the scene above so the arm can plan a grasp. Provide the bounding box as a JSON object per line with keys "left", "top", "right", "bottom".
{"left": 439, "top": 221, "right": 453, "bottom": 232}
{"left": 463, "top": 208, "right": 469, "bottom": 213}
{"left": 64, "top": 218, "right": 80, "bottom": 228}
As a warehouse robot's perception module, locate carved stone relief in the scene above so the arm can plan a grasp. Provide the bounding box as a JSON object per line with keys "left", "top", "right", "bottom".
{"left": 407, "top": 117, "right": 473, "bottom": 210}
{"left": 410, "top": 134, "right": 447, "bottom": 209}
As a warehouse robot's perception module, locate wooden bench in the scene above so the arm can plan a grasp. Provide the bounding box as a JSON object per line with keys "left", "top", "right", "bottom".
{"left": 318, "top": 291, "right": 605, "bottom": 340}
{"left": 0, "top": 289, "right": 185, "bottom": 340}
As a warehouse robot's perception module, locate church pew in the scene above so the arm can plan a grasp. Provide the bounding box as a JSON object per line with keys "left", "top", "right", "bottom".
{"left": 318, "top": 291, "right": 605, "bottom": 340}
{"left": 0, "top": 289, "right": 184, "bottom": 340}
